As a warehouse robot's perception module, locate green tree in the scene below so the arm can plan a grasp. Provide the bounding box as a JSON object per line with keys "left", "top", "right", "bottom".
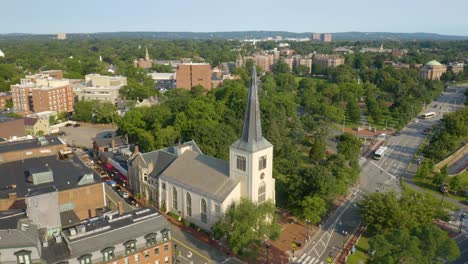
{"left": 449, "top": 176, "right": 461, "bottom": 194}
{"left": 337, "top": 133, "right": 361, "bottom": 162}
{"left": 293, "top": 65, "right": 310, "bottom": 76}
{"left": 73, "top": 100, "right": 94, "bottom": 122}
{"left": 308, "top": 133, "right": 327, "bottom": 163}
{"left": 213, "top": 199, "right": 280, "bottom": 258}
{"left": 300, "top": 195, "right": 327, "bottom": 224}
{"left": 273, "top": 59, "right": 291, "bottom": 74}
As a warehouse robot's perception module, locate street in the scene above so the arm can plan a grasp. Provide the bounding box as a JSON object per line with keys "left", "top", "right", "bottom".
{"left": 294, "top": 86, "right": 467, "bottom": 264}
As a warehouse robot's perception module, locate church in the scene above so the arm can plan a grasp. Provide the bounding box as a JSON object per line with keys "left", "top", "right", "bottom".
{"left": 127, "top": 67, "right": 275, "bottom": 229}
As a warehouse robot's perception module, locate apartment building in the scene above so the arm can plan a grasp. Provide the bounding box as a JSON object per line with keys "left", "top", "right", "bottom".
{"left": 0, "top": 207, "right": 172, "bottom": 264}
{"left": 11, "top": 70, "right": 75, "bottom": 113}
{"left": 176, "top": 63, "right": 212, "bottom": 90}
{"left": 0, "top": 92, "right": 12, "bottom": 110}
{"left": 313, "top": 54, "right": 345, "bottom": 68}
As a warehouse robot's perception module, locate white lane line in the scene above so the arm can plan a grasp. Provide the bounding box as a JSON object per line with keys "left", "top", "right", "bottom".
{"left": 306, "top": 257, "right": 316, "bottom": 264}
{"left": 298, "top": 254, "right": 306, "bottom": 262}
{"left": 303, "top": 255, "right": 311, "bottom": 263}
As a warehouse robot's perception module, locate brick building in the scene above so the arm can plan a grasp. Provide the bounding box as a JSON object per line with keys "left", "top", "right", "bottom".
{"left": 0, "top": 118, "right": 25, "bottom": 140}
{"left": 134, "top": 48, "right": 153, "bottom": 69}
{"left": 311, "top": 33, "right": 332, "bottom": 42}
{"left": 176, "top": 63, "right": 212, "bottom": 90}
{"left": 313, "top": 54, "right": 345, "bottom": 68}
{"left": 0, "top": 207, "right": 172, "bottom": 264}
{"left": 0, "top": 137, "right": 105, "bottom": 219}
{"left": 11, "top": 70, "right": 75, "bottom": 114}
{"left": 0, "top": 92, "right": 12, "bottom": 110}
{"left": 447, "top": 62, "right": 464, "bottom": 74}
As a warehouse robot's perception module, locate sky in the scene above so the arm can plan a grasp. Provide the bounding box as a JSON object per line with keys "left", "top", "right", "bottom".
{"left": 1, "top": 0, "right": 467, "bottom": 36}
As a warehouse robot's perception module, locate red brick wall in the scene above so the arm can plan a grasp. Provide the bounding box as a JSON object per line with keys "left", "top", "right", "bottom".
{"left": 58, "top": 183, "right": 105, "bottom": 220}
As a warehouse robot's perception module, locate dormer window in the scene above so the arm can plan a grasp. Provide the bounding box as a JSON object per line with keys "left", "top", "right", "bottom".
{"left": 101, "top": 247, "right": 115, "bottom": 261}
{"left": 15, "top": 250, "right": 32, "bottom": 264}
{"left": 145, "top": 233, "right": 157, "bottom": 246}
{"left": 124, "top": 240, "right": 137, "bottom": 254}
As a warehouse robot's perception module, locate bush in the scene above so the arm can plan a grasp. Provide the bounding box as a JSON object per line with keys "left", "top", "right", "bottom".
{"left": 182, "top": 219, "right": 190, "bottom": 227}
{"left": 167, "top": 211, "right": 179, "bottom": 219}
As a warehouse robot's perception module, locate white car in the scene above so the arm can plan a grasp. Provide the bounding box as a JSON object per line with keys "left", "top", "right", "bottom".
{"left": 413, "top": 119, "right": 419, "bottom": 123}
{"left": 122, "top": 192, "right": 130, "bottom": 199}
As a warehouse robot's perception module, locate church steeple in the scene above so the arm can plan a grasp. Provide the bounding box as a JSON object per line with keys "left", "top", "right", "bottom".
{"left": 145, "top": 47, "right": 150, "bottom": 61}
{"left": 241, "top": 67, "right": 262, "bottom": 143}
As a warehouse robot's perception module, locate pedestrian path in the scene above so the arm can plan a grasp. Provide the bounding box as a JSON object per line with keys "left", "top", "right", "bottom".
{"left": 359, "top": 156, "right": 367, "bottom": 166}
{"left": 295, "top": 254, "right": 325, "bottom": 264}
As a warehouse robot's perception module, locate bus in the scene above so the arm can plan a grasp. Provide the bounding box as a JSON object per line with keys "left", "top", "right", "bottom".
{"left": 374, "top": 146, "right": 387, "bottom": 160}
{"left": 421, "top": 112, "right": 436, "bottom": 119}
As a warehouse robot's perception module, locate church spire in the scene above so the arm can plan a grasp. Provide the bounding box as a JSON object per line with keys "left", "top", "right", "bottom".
{"left": 145, "top": 47, "right": 150, "bottom": 61}
{"left": 241, "top": 67, "right": 262, "bottom": 144}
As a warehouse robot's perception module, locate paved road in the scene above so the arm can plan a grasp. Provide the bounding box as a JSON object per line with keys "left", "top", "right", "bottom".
{"left": 293, "top": 190, "right": 362, "bottom": 264}
{"left": 453, "top": 233, "right": 468, "bottom": 264}
{"left": 170, "top": 226, "right": 243, "bottom": 264}
{"left": 293, "top": 86, "right": 467, "bottom": 264}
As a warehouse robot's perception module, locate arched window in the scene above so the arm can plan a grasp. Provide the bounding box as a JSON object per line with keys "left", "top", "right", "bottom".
{"left": 258, "top": 182, "right": 266, "bottom": 203}
{"left": 172, "top": 187, "right": 178, "bottom": 210}
{"left": 201, "top": 199, "right": 207, "bottom": 223}
{"left": 186, "top": 192, "right": 192, "bottom": 217}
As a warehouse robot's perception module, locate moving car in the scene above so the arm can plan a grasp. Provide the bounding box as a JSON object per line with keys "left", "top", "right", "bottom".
{"left": 73, "top": 123, "right": 81, "bottom": 127}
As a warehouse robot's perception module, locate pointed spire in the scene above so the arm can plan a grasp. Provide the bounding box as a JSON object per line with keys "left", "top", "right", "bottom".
{"left": 241, "top": 67, "right": 262, "bottom": 144}
{"left": 145, "top": 47, "right": 150, "bottom": 61}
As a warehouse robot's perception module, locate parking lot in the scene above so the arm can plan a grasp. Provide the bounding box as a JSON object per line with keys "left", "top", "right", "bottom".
{"left": 59, "top": 123, "right": 116, "bottom": 149}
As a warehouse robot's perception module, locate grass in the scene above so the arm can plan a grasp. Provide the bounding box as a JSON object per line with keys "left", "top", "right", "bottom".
{"left": 346, "top": 235, "right": 369, "bottom": 264}
{"left": 413, "top": 172, "right": 468, "bottom": 204}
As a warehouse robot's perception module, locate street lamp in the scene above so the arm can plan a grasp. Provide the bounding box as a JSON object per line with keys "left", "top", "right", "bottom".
{"left": 305, "top": 219, "right": 311, "bottom": 241}
{"left": 265, "top": 242, "right": 271, "bottom": 264}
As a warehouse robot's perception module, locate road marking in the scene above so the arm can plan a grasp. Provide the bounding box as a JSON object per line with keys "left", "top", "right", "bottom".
{"left": 307, "top": 257, "right": 316, "bottom": 264}
{"left": 303, "top": 255, "right": 311, "bottom": 262}
{"left": 298, "top": 254, "right": 306, "bottom": 261}
{"left": 172, "top": 237, "right": 212, "bottom": 262}
{"left": 359, "top": 156, "right": 367, "bottom": 166}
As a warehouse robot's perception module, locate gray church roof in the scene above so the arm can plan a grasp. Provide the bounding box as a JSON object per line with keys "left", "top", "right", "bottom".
{"left": 160, "top": 150, "right": 239, "bottom": 202}
{"left": 231, "top": 67, "right": 272, "bottom": 152}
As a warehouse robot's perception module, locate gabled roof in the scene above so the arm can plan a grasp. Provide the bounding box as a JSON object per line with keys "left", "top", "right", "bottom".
{"left": 160, "top": 150, "right": 239, "bottom": 202}
{"left": 141, "top": 150, "right": 177, "bottom": 178}
{"left": 23, "top": 117, "right": 39, "bottom": 126}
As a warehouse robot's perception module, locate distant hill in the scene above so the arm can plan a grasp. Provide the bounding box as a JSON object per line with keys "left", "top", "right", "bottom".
{"left": 1, "top": 31, "right": 467, "bottom": 41}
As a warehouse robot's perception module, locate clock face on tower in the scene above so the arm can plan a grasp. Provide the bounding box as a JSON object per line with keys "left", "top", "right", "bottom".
{"left": 260, "top": 173, "right": 265, "bottom": 180}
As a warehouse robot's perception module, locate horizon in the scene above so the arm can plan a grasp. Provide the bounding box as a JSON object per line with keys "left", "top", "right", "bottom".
{"left": 2, "top": 30, "right": 468, "bottom": 37}
{"left": 0, "top": 0, "right": 467, "bottom": 36}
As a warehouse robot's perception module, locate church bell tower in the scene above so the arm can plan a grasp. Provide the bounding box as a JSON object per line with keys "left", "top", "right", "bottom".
{"left": 229, "top": 67, "right": 275, "bottom": 204}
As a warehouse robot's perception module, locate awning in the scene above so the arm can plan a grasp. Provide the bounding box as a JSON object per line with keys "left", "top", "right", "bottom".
{"left": 118, "top": 172, "right": 127, "bottom": 182}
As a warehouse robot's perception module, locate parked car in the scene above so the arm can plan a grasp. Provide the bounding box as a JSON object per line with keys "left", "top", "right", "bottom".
{"left": 73, "top": 123, "right": 81, "bottom": 127}
{"left": 122, "top": 192, "right": 130, "bottom": 199}
{"left": 102, "top": 176, "right": 111, "bottom": 182}
{"left": 103, "top": 133, "right": 113, "bottom": 138}
{"left": 65, "top": 123, "right": 73, "bottom": 127}
{"left": 107, "top": 180, "right": 117, "bottom": 187}
{"left": 393, "top": 131, "right": 401, "bottom": 136}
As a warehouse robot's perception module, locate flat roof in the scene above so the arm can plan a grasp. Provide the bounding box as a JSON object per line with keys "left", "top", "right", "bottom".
{"left": 0, "top": 136, "right": 65, "bottom": 154}
{"left": 0, "top": 154, "right": 101, "bottom": 199}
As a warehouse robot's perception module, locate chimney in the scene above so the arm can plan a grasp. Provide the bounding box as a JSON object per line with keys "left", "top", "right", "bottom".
{"left": 117, "top": 201, "right": 123, "bottom": 216}
{"left": 111, "top": 139, "right": 115, "bottom": 151}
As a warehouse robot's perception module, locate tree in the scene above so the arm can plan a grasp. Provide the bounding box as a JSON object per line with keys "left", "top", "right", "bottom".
{"left": 273, "top": 59, "right": 291, "bottom": 74}
{"left": 73, "top": 100, "right": 94, "bottom": 122}
{"left": 293, "top": 65, "right": 310, "bottom": 76}
{"left": 213, "top": 199, "right": 280, "bottom": 258}
{"left": 309, "top": 133, "right": 327, "bottom": 162}
{"left": 300, "top": 195, "right": 327, "bottom": 224}
{"left": 337, "top": 133, "right": 361, "bottom": 162}
{"left": 449, "top": 176, "right": 462, "bottom": 194}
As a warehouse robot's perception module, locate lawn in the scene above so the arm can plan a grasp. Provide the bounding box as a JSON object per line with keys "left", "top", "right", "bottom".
{"left": 347, "top": 235, "right": 369, "bottom": 264}
{"left": 413, "top": 171, "right": 468, "bottom": 204}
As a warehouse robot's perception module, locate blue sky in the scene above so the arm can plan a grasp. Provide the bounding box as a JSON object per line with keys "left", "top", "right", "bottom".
{"left": 1, "top": 0, "right": 467, "bottom": 35}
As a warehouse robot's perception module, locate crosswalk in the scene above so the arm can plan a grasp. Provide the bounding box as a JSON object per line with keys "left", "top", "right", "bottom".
{"left": 359, "top": 156, "right": 367, "bottom": 166}
{"left": 295, "top": 254, "right": 325, "bottom": 264}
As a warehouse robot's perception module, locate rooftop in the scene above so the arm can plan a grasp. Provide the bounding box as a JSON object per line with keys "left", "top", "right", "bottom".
{"left": 52, "top": 208, "right": 169, "bottom": 261}
{"left": 0, "top": 136, "right": 64, "bottom": 154}
{"left": 0, "top": 153, "right": 101, "bottom": 199}
{"left": 160, "top": 150, "right": 239, "bottom": 202}
{"left": 426, "top": 60, "right": 442, "bottom": 66}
